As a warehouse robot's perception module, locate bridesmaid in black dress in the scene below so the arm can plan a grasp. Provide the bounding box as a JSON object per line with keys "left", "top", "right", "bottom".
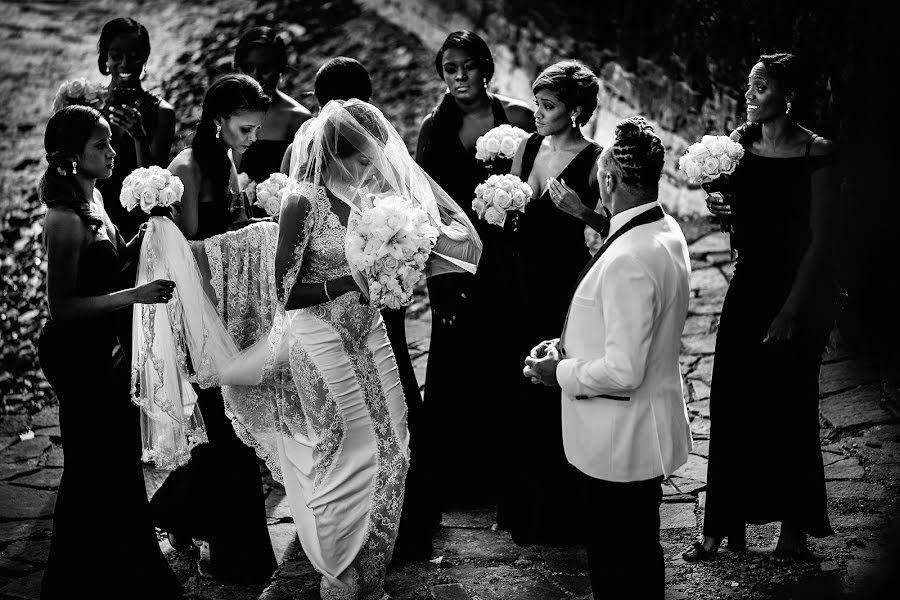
{"left": 499, "top": 60, "right": 609, "bottom": 545}
{"left": 37, "top": 106, "right": 181, "bottom": 599}
{"left": 151, "top": 74, "right": 277, "bottom": 583}
{"left": 94, "top": 17, "right": 176, "bottom": 241}
{"left": 415, "top": 31, "right": 534, "bottom": 510}
{"left": 683, "top": 53, "right": 837, "bottom": 565}
{"left": 233, "top": 27, "right": 311, "bottom": 189}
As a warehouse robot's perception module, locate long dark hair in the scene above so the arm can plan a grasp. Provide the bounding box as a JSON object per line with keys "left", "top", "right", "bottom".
{"left": 97, "top": 17, "right": 151, "bottom": 75}
{"left": 193, "top": 74, "right": 270, "bottom": 198}
{"left": 40, "top": 105, "right": 105, "bottom": 231}
{"left": 234, "top": 26, "right": 288, "bottom": 74}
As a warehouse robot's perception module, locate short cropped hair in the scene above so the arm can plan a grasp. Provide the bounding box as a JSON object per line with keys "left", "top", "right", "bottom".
{"left": 532, "top": 60, "right": 599, "bottom": 126}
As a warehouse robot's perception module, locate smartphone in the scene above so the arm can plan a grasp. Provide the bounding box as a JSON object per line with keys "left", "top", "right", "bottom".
{"left": 108, "top": 86, "right": 139, "bottom": 114}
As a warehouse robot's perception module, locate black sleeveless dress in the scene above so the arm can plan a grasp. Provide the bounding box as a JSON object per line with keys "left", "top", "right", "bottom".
{"left": 419, "top": 93, "right": 520, "bottom": 508}
{"left": 97, "top": 90, "right": 163, "bottom": 241}
{"left": 38, "top": 214, "right": 182, "bottom": 599}
{"left": 239, "top": 139, "right": 291, "bottom": 184}
{"left": 702, "top": 134, "right": 835, "bottom": 538}
{"left": 497, "top": 133, "right": 603, "bottom": 546}
{"left": 149, "top": 188, "right": 277, "bottom": 582}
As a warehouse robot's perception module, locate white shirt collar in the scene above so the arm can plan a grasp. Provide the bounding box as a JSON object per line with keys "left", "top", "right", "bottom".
{"left": 608, "top": 201, "right": 662, "bottom": 237}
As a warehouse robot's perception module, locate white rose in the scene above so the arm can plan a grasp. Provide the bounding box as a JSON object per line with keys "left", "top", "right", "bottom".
{"left": 169, "top": 176, "right": 184, "bottom": 200}
{"left": 472, "top": 198, "right": 487, "bottom": 217}
{"left": 700, "top": 135, "right": 716, "bottom": 147}
{"left": 474, "top": 183, "right": 486, "bottom": 198}
{"left": 486, "top": 174, "right": 501, "bottom": 185}
{"left": 709, "top": 137, "right": 727, "bottom": 156}
{"left": 511, "top": 189, "right": 528, "bottom": 209}
{"left": 68, "top": 78, "right": 87, "bottom": 98}
{"left": 256, "top": 189, "right": 272, "bottom": 204}
{"left": 495, "top": 177, "right": 514, "bottom": 192}
{"left": 692, "top": 146, "right": 710, "bottom": 160}
{"left": 158, "top": 187, "right": 177, "bottom": 207}
{"left": 685, "top": 162, "right": 702, "bottom": 182}
{"left": 265, "top": 197, "right": 281, "bottom": 216}
{"left": 483, "top": 206, "right": 506, "bottom": 227}
{"left": 379, "top": 256, "right": 400, "bottom": 275}
{"left": 474, "top": 137, "right": 487, "bottom": 161}
{"left": 485, "top": 137, "right": 501, "bottom": 155}
{"left": 725, "top": 141, "right": 744, "bottom": 159}
{"left": 701, "top": 157, "right": 720, "bottom": 179}
{"left": 150, "top": 175, "right": 166, "bottom": 190}
{"left": 499, "top": 136, "right": 517, "bottom": 158}
{"left": 481, "top": 188, "right": 497, "bottom": 204}
{"left": 139, "top": 187, "right": 158, "bottom": 213}
{"left": 718, "top": 155, "right": 734, "bottom": 173}
{"left": 493, "top": 189, "right": 512, "bottom": 210}
{"left": 385, "top": 211, "right": 408, "bottom": 232}
{"left": 120, "top": 188, "right": 138, "bottom": 211}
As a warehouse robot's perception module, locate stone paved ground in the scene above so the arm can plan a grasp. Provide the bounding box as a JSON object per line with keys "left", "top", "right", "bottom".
{"left": 2, "top": 224, "right": 898, "bottom": 600}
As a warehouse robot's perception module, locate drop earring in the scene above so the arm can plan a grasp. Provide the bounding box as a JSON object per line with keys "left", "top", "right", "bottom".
{"left": 71, "top": 161, "right": 77, "bottom": 175}
{"left": 571, "top": 114, "right": 578, "bottom": 129}
{"left": 215, "top": 122, "right": 221, "bottom": 139}
{"left": 785, "top": 101, "right": 792, "bottom": 115}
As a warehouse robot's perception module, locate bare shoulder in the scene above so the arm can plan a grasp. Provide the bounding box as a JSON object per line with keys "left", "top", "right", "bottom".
{"left": 157, "top": 99, "right": 175, "bottom": 118}
{"left": 809, "top": 134, "right": 836, "bottom": 157}
{"left": 418, "top": 111, "right": 434, "bottom": 133}
{"left": 496, "top": 94, "right": 534, "bottom": 130}
{"left": 44, "top": 206, "right": 88, "bottom": 243}
{"left": 168, "top": 148, "right": 196, "bottom": 172}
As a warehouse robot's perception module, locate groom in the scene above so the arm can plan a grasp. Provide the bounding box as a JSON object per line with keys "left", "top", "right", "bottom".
{"left": 524, "top": 116, "right": 692, "bottom": 598}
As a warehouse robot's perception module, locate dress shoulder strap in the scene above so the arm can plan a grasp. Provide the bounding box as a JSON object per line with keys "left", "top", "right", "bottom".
{"left": 520, "top": 133, "right": 543, "bottom": 180}
{"left": 805, "top": 133, "right": 817, "bottom": 158}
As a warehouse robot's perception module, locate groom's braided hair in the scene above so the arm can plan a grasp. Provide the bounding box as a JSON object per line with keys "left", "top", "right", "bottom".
{"left": 607, "top": 116, "right": 665, "bottom": 188}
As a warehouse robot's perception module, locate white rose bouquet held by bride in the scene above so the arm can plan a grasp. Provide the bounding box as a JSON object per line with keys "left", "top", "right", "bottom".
{"left": 254, "top": 172, "right": 297, "bottom": 218}
{"left": 345, "top": 193, "right": 439, "bottom": 310}
{"left": 120, "top": 165, "right": 184, "bottom": 215}
{"left": 475, "top": 124, "right": 530, "bottom": 163}
{"left": 472, "top": 173, "right": 533, "bottom": 228}
{"left": 51, "top": 78, "right": 106, "bottom": 113}
{"left": 678, "top": 134, "right": 745, "bottom": 234}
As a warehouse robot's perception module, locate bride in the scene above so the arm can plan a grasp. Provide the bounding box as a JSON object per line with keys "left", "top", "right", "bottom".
{"left": 133, "top": 99, "right": 481, "bottom": 599}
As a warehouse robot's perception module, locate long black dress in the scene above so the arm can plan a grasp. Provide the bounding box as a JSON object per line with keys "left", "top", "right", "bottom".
{"left": 38, "top": 211, "right": 182, "bottom": 600}
{"left": 96, "top": 90, "right": 163, "bottom": 241}
{"left": 418, "top": 93, "right": 520, "bottom": 508}
{"left": 702, "top": 134, "right": 835, "bottom": 539}
{"left": 498, "top": 133, "right": 603, "bottom": 546}
{"left": 149, "top": 189, "right": 277, "bottom": 582}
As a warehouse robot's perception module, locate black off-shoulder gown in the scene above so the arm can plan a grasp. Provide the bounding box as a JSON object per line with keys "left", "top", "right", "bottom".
{"left": 703, "top": 136, "right": 835, "bottom": 539}
{"left": 38, "top": 219, "right": 182, "bottom": 600}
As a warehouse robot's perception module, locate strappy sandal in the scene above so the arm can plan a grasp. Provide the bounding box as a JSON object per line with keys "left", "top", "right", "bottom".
{"left": 682, "top": 541, "right": 718, "bottom": 562}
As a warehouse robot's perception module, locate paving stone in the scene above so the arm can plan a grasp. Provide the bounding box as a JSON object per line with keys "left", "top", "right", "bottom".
{"left": 33, "top": 427, "right": 60, "bottom": 439}
{"left": 826, "top": 481, "right": 887, "bottom": 500}
{"left": 831, "top": 514, "right": 893, "bottom": 530}
{"left": 688, "top": 399, "right": 710, "bottom": 418}
{"left": 0, "top": 484, "right": 55, "bottom": 519}
{"left": 0, "top": 570, "right": 43, "bottom": 600}
{"left": 441, "top": 507, "right": 495, "bottom": 529}
{"left": 662, "top": 477, "right": 704, "bottom": 497}
{"left": 690, "top": 267, "right": 728, "bottom": 293}
{"left": 268, "top": 522, "right": 302, "bottom": 564}
{"left": 257, "top": 574, "right": 318, "bottom": 600}
{"left": 0, "top": 541, "right": 50, "bottom": 565}
{"left": 706, "top": 252, "right": 734, "bottom": 265}
{"left": 690, "top": 356, "right": 715, "bottom": 383}
{"left": 412, "top": 353, "right": 428, "bottom": 393}
{"left": 660, "top": 502, "right": 696, "bottom": 529}
{"left": 683, "top": 315, "right": 715, "bottom": 336}
{"left": 821, "top": 449, "right": 846, "bottom": 465}
{"left": 431, "top": 582, "right": 472, "bottom": 600}
{"left": 819, "top": 360, "right": 879, "bottom": 395}
{"left": 673, "top": 453, "right": 707, "bottom": 483}
{"left": 9, "top": 468, "right": 62, "bottom": 490}
{"left": 0, "top": 558, "right": 37, "bottom": 576}
{"left": 442, "top": 563, "right": 566, "bottom": 600}
{"left": 688, "top": 378, "right": 710, "bottom": 401}
{"left": 265, "top": 487, "right": 292, "bottom": 521}
{"left": 824, "top": 457, "right": 865, "bottom": 480}
{"left": 0, "top": 520, "right": 51, "bottom": 543}
{"left": 690, "top": 439, "right": 710, "bottom": 458}
{"left": 0, "top": 462, "right": 39, "bottom": 481}
{"left": 681, "top": 333, "right": 717, "bottom": 355}
{"left": 0, "top": 436, "right": 17, "bottom": 453}
{"left": 689, "top": 232, "right": 732, "bottom": 255}
{"left": 687, "top": 288, "right": 726, "bottom": 315}
{"left": 0, "top": 438, "right": 51, "bottom": 463}
{"left": 865, "top": 461, "right": 900, "bottom": 482}
{"left": 690, "top": 417, "right": 711, "bottom": 439}
{"left": 405, "top": 317, "right": 431, "bottom": 351}
{"left": 192, "top": 580, "right": 264, "bottom": 600}
{"left": 42, "top": 446, "right": 63, "bottom": 468}
{"left": 0, "top": 416, "right": 29, "bottom": 437}
{"left": 433, "top": 527, "right": 518, "bottom": 561}
{"left": 29, "top": 406, "right": 58, "bottom": 429}
{"left": 720, "top": 262, "right": 735, "bottom": 281}
{"left": 820, "top": 384, "right": 892, "bottom": 430}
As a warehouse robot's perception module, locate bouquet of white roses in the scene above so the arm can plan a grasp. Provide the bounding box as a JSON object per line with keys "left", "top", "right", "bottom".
{"left": 678, "top": 135, "right": 745, "bottom": 185}
{"left": 120, "top": 166, "right": 184, "bottom": 214}
{"left": 345, "top": 194, "right": 439, "bottom": 309}
{"left": 52, "top": 78, "right": 106, "bottom": 114}
{"left": 475, "top": 124, "right": 529, "bottom": 162}
{"left": 254, "top": 172, "right": 297, "bottom": 217}
{"left": 472, "top": 173, "right": 533, "bottom": 228}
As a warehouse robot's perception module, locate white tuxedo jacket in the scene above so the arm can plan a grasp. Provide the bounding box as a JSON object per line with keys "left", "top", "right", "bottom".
{"left": 557, "top": 203, "right": 693, "bottom": 482}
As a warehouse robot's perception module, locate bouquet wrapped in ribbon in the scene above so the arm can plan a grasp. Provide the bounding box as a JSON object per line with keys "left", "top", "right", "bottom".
{"left": 345, "top": 193, "right": 439, "bottom": 309}
{"left": 52, "top": 78, "right": 106, "bottom": 114}
{"left": 475, "top": 124, "right": 530, "bottom": 162}
{"left": 472, "top": 173, "right": 533, "bottom": 228}
{"left": 254, "top": 172, "right": 297, "bottom": 218}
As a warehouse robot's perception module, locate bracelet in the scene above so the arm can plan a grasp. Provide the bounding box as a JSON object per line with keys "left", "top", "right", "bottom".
{"left": 324, "top": 281, "right": 332, "bottom": 301}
